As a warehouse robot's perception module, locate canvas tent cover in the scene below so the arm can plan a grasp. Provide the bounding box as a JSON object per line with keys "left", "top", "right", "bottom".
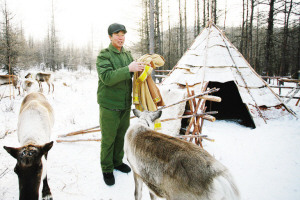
{"left": 159, "top": 23, "right": 295, "bottom": 132}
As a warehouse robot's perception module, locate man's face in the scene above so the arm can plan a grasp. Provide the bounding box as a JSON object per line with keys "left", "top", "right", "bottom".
{"left": 109, "top": 31, "right": 125, "bottom": 51}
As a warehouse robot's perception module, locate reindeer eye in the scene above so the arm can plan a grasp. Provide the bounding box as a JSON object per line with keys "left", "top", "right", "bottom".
{"left": 29, "top": 150, "right": 36, "bottom": 156}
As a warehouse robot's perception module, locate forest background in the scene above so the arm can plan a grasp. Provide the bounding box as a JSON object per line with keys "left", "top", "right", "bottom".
{"left": 0, "top": 0, "right": 299, "bottom": 78}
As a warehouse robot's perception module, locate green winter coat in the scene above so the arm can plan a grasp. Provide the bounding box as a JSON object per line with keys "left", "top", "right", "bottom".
{"left": 96, "top": 43, "right": 134, "bottom": 110}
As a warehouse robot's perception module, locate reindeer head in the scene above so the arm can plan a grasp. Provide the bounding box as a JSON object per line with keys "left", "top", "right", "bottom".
{"left": 132, "top": 109, "right": 162, "bottom": 129}
{"left": 3, "top": 141, "right": 53, "bottom": 200}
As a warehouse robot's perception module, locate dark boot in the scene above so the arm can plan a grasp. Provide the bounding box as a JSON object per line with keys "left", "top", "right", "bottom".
{"left": 114, "top": 163, "right": 131, "bottom": 173}
{"left": 103, "top": 172, "right": 115, "bottom": 186}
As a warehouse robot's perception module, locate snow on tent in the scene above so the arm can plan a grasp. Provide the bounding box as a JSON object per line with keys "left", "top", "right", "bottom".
{"left": 159, "top": 22, "right": 296, "bottom": 133}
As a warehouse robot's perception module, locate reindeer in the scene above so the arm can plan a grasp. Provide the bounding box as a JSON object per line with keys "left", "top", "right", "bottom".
{"left": 3, "top": 92, "right": 54, "bottom": 200}
{"left": 25, "top": 72, "right": 54, "bottom": 93}
{"left": 0, "top": 74, "right": 21, "bottom": 95}
{"left": 124, "top": 109, "right": 240, "bottom": 200}
{"left": 20, "top": 78, "right": 36, "bottom": 95}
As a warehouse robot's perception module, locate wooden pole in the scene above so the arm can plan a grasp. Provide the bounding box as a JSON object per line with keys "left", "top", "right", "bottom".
{"left": 56, "top": 139, "right": 101, "bottom": 143}
{"left": 158, "top": 88, "right": 219, "bottom": 111}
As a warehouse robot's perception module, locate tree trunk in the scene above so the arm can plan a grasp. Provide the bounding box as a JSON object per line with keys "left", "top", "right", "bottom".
{"left": 280, "top": 0, "right": 293, "bottom": 76}
{"left": 240, "top": 0, "right": 245, "bottom": 55}
{"left": 254, "top": 5, "right": 260, "bottom": 71}
{"left": 144, "top": 0, "right": 149, "bottom": 55}
{"left": 213, "top": 0, "right": 217, "bottom": 24}
{"left": 207, "top": 0, "right": 210, "bottom": 22}
{"left": 160, "top": 0, "right": 164, "bottom": 55}
{"left": 184, "top": 0, "right": 188, "bottom": 50}
{"left": 203, "top": 0, "right": 206, "bottom": 27}
{"left": 264, "top": 0, "right": 276, "bottom": 75}
{"left": 155, "top": 0, "right": 161, "bottom": 54}
{"left": 168, "top": 0, "right": 171, "bottom": 69}
{"left": 149, "top": 0, "right": 155, "bottom": 54}
{"left": 244, "top": 0, "right": 249, "bottom": 60}
{"left": 248, "top": 0, "right": 254, "bottom": 62}
{"left": 179, "top": 0, "right": 184, "bottom": 56}
{"left": 224, "top": 0, "right": 227, "bottom": 30}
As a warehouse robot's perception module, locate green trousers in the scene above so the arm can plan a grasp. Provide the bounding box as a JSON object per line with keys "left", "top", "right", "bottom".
{"left": 99, "top": 106, "right": 130, "bottom": 173}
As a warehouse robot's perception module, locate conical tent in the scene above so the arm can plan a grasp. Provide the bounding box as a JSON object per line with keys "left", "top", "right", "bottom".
{"left": 159, "top": 22, "right": 296, "bottom": 129}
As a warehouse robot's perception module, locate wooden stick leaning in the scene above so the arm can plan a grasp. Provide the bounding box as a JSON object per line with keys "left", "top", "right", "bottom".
{"left": 157, "top": 88, "right": 219, "bottom": 111}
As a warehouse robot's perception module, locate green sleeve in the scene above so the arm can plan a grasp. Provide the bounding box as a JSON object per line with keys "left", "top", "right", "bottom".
{"left": 96, "top": 51, "right": 131, "bottom": 86}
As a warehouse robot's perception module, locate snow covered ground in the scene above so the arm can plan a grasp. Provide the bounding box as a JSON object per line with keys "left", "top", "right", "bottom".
{"left": 0, "top": 69, "right": 299, "bottom": 200}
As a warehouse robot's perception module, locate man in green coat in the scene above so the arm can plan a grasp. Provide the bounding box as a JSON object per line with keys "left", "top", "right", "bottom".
{"left": 96, "top": 23, "right": 144, "bottom": 186}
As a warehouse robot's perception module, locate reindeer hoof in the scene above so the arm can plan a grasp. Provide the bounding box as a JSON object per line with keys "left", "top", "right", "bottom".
{"left": 42, "top": 194, "right": 53, "bottom": 200}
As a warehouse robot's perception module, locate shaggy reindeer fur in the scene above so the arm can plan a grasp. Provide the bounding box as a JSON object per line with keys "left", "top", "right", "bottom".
{"left": 125, "top": 109, "right": 240, "bottom": 200}
{"left": 4, "top": 92, "right": 54, "bottom": 200}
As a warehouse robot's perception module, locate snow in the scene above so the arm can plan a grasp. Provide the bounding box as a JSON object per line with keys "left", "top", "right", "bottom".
{"left": 0, "top": 69, "right": 299, "bottom": 200}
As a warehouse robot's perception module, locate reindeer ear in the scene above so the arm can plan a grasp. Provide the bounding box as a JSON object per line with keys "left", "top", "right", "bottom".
{"left": 41, "top": 141, "right": 54, "bottom": 155}
{"left": 3, "top": 146, "right": 20, "bottom": 159}
{"left": 151, "top": 110, "right": 162, "bottom": 122}
{"left": 133, "top": 109, "right": 142, "bottom": 118}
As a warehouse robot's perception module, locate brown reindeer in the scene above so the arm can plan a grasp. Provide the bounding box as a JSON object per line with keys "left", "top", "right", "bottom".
{"left": 125, "top": 109, "right": 240, "bottom": 200}
{"left": 0, "top": 74, "right": 21, "bottom": 95}
{"left": 4, "top": 92, "right": 54, "bottom": 200}
{"left": 25, "top": 73, "right": 54, "bottom": 93}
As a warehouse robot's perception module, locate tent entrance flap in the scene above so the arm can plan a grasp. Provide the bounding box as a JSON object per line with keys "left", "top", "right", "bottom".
{"left": 205, "top": 81, "right": 256, "bottom": 128}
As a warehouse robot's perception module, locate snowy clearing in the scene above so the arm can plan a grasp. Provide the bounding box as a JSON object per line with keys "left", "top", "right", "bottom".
{"left": 0, "top": 69, "right": 299, "bottom": 200}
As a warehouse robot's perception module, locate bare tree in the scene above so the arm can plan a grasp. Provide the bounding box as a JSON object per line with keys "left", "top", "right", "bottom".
{"left": 48, "top": 0, "right": 60, "bottom": 71}
{"left": 279, "top": 0, "right": 293, "bottom": 76}
{"left": 155, "top": 0, "right": 161, "bottom": 54}
{"left": 184, "top": 0, "right": 187, "bottom": 50}
{"left": 179, "top": 0, "right": 184, "bottom": 55}
{"left": 0, "top": 1, "right": 20, "bottom": 75}
{"left": 264, "top": 0, "right": 276, "bottom": 75}
{"left": 212, "top": 0, "right": 217, "bottom": 24}
{"left": 248, "top": 0, "right": 255, "bottom": 62}
{"left": 240, "top": 0, "right": 245, "bottom": 55}
{"left": 203, "top": 0, "right": 206, "bottom": 27}
{"left": 149, "top": 0, "right": 155, "bottom": 54}
{"left": 224, "top": 0, "right": 227, "bottom": 30}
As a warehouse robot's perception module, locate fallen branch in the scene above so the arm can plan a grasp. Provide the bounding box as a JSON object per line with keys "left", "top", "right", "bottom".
{"left": 0, "top": 129, "right": 16, "bottom": 139}
{"left": 56, "top": 138, "right": 101, "bottom": 143}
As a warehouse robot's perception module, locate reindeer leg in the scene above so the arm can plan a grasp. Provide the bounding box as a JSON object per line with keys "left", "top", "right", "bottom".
{"left": 39, "top": 82, "right": 43, "bottom": 93}
{"left": 150, "top": 192, "right": 158, "bottom": 200}
{"left": 47, "top": 82, "right": 50, "bottom": 94}
{"left": 134, "top": 172, "right": 143, "bottom": 200}
{"left": 52, "top": 83, "right": 54, "bottom": 93}
{"left": 42, "top": 176, "right": 53, "bottom": 200}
